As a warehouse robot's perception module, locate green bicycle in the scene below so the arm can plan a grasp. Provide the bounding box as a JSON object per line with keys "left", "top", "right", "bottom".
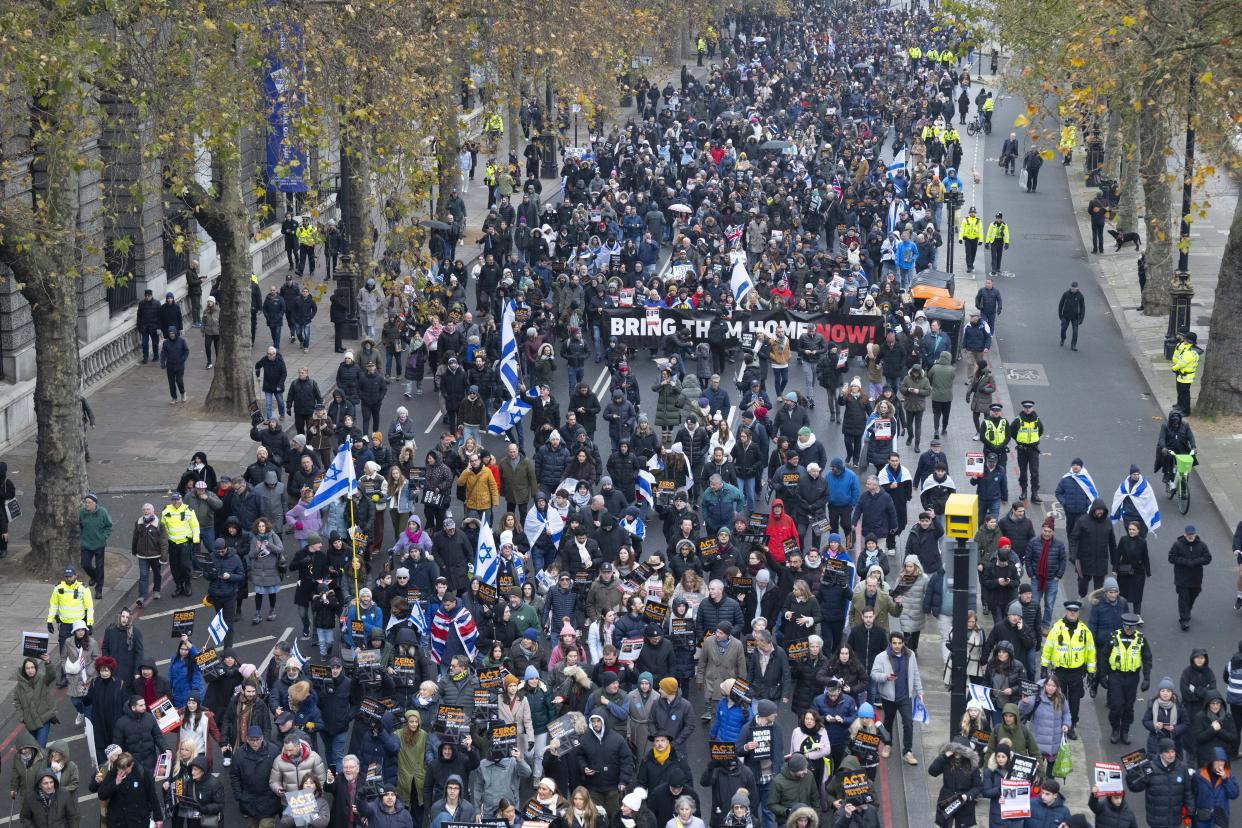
{"left": 1166, "top": 450, "right": 1195, "bottom": 515}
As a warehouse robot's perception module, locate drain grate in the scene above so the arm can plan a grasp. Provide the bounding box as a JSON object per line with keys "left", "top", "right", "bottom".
{"left": 1024, "top": 233, "right": 1069, "bottom": 241}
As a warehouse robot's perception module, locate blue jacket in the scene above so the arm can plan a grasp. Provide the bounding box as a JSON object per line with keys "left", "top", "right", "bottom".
{"left": 962, "top": 321, "right": 991, "bottom": 353}
{"left": 970, "top": 465, "right": 1008, "bottom": 502}
{"left": 160, "top": 335, "right": 189, "bottom": 371}
{"left": 1192, "top": 761, "right": 1238, "bottom": 828}
{"left": 811, "top": 690, "right": 857, "bottom": 747}
{"left": 350, "top": 717, "right": 401, "bottom": 785}
{"left": 1087, "top": 595, "right": 1130, "bottom": 647}
{"left": 168, "top": 647, "right": 205, "bottom": 708}
{"left": 1023, "top": 536, "right": 1068, "bottom": 582}
{"left": 709, "top": 697, "right": 751, "bottom": 744}
{"left": 343, "top": 602, "right": 385, "bottom": 648}
{"left": 288, "top": 689, "right": 324, "bottom": 735}
{"left": 826, "top": 466, "right": 860, "bottom": 507}
{"left": 1024, "top": 792, "right": 1070, "bottom": 828}
{"left": 895, "top": 240, "right": 918, "bottom": 269}
{"left": 852, "top": 489, "right": 897, "bottom": 539}
{"left": 1054, "top": 475, "right": 1093, "bottom": 516}
{"left": 700, "top": 483, "right": 746, "bottom": 531}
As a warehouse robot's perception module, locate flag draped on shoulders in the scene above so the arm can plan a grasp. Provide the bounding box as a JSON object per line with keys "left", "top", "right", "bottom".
{"left": 430, "top": 605, "right": 478, "bottom": 665}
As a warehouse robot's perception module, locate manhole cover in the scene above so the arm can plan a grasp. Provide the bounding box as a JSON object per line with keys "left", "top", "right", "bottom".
{"left": 1025, "top": 234, "right": 1069, "bottom": 241}
{"left": 1004, "top": 363, "right": 1048, "bottom": 386}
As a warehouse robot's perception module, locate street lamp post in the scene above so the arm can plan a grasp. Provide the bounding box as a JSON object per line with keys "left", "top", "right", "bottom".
{"left": 1163, "top": 76, "right": 1196, "bottom": 358}
{"left": 943, "top": 493, "right": 979, "bottom": 734}
{"left": 945, "top": 189, "right": 964, "bottom": 274}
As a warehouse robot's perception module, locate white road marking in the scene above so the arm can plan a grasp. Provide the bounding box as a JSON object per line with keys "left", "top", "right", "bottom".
{"left": 424, "top": 410, "right": 443, "bottom": 434}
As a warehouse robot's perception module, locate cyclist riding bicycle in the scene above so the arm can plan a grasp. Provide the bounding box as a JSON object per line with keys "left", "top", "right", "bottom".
{"left": 1156, "top": 409, "right": 1197, "bottom": 485}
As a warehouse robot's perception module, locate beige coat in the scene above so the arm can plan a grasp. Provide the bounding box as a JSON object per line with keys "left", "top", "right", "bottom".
{"left": 696, "top": 636, "right": 747, "bottom": 702}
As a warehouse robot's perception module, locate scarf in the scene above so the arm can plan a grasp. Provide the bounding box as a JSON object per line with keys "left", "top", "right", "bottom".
{"left": 652, "top": 742, "right": 672, "bottom": 765}
{"left": 1111, "top": 475, "right": 1161, "bottom": 531}
{"left": 1035, "top": 535, "right": 1052, "bottom": 592}
{"left": 1154, "top": 696, "right": 1178, "bottom": 730}
{"left": 429, "top": 605, "right": 479, "bottom": 664}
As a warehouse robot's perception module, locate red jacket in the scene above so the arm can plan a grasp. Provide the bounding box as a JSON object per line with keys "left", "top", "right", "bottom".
{"left": 765, "top": 498, "right": 800, "bottom": 565}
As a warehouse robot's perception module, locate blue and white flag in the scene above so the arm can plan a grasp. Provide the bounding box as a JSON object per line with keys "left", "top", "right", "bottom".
{"left": 498, "top": 300, "right": 521, "bottom": 398}
{"left": 523, "top": 504, "right": 565, "bottom": 548}
{"left": 1110, "top": 474, "right": 1161, "bottom": 532}
{"left": 207, "top": 610, "right": 229, "bottom": 647}
{"left": 289, "top": 637, "right": 307, "bottom": 666}
{"left": 622, "top": 514, "right": 646, "bottom": 541}
{"left": 474, "top": 516, "right": 498, "bottom": 587}
{"left": 887, "top": 148, "right": 906, "bottom": 179}
{"left": 967, "top": 682, "right": 996, "bottom": 712}
{"left": 488, "top": 396, "right": 533, "bottom": 436}
{"left": 305, "top": 436, "right": 356, "bottom": 513}
{"left": 730, "top": 259, "right": 754, "bottom": 304}
{"left": 635, "top": 469, "right": 656, "bottom": 504}
{"left": 912, "top": 695, "right": 930, "bottom": 724}
{"left": 1063, "top": 467, "right": 1099, "bottom": 502}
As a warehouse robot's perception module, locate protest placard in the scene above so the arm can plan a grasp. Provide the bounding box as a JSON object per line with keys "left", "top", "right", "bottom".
{"left": 437, "top": 705, "right": 468, "bottom": 742}
{"left": 287, "top": 790, "right": 319, "bottom": 820}
{"left": 151, "top": 696, "right": 180, "bottom": 733}
{"left": 730, "top": 677, "right": 752, "bottom": 704}
{"left": 643, "top": 600, "right": 669, "bottom": 624}
{"left": 698, "top": 537, "right": 721, "bottom": 563}
{"left": 786, "top": 639, "right": 810, "bottom": 661}
{"left": 478, "top": 666, "right": 503, "bottom": 690}
{"left": 1008, "top": 753, "right": 1039, "bottom": 782}
{"left": 618, "top": 636, "right": 644, "bottom": 663}
{"left": 546, "top": 713, "right": 585, "bottom": 755}
{"left": 171, "top": 610, "right": 195, "bottom": 638}
{"left": 1000, "top": 779, "right": 1031, "bottom": 819}
{"left": 751, "top": 725, "right": 772, "bottom": 759}
{"left": 1094, "top": 762, "right": 1124, "bottom": 796}
{"left": 822, "top": 557, "right": 851, "bottom": 587}
{"left": 670, "top": 618, "right": 694, "bottom": 645}
{"left": 194, "top": 648, "right": 224, "bottom": 681}
{"left": 710, "top": 741, "right": 736, "bottom": 762}
{"left": 1121, "top": 749, "right": 1153, "bottom": 782}
{"left": 490, "top": 721, "right": 518, "bottom": 752}
{"left": 842, "top": 771, "right": 874, "bottom": 804}
{"left": 21, "top": 632, "right": 49, "bottom": 658}
{"left": 850, "top": 731, "right": 881, "bottom": 765}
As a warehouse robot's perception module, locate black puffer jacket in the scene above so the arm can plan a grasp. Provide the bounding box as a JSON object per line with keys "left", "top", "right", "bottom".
{"left": 1068, "top": 499, "right": 1115, "bottom": 577}
{"left": 695, "top": 595, "right": 745, "bottom": 641}
{"left": 113, "top": 707, "right": 167, "bottom": 770}
{"left": 336, "top": 359, "right": 364, "bottom": 400}
{"left": 574, "top": 720, "right": 635, "bottom": 791}
{"left": 927, "top": 740, "right": 982, "bottom": 827}
{"left": 1180, "top": 649, "right": 1217, "bottom": 717}
{"left": 229, "top": 737, "right": 282, "bottom": 818}
{"left": 1087, "top": 794, "right": 1140, "bottom": 828}
{"left": 1129, "top": 754, "right": 1195, "bottom": 828}
{"left": 96, "top": 763, "right": 164, "bottom": 828}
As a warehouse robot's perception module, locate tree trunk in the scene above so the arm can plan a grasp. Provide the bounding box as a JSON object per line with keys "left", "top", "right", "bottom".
{"left": 1192, "top": 196, "right": 1242, "bottom": 417}
{"left": 1115, "top": 121, "right": 1139, "bottom": 234}
{"left": 1103, "top": 104, "right": 1123, "bottom": 180}
{"left": 1137, "top": 105, "right": 1174, "bottom": 316}
{"left": 23, "top": 275, "right": 86, "bottom": 578}
{"left": 342, "top": 143, "right": 370, "bottom": 267}
{"left": 435, "top": 117, "right": 462, "bottom": 222}
{"left": 184, "top": 150, "right": 255, "bottom": 416}
{"left": 0, "top": 109, "right": 87, "bottom": 578}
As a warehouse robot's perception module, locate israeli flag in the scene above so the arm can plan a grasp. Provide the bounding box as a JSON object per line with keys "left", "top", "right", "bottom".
{"left": 305, "top": 436, "right": 357, "bottom": 513}
{"left": 913, "top": 696, "right": 930, "bottom": 724}
{"left": 499, "top": 300, "right": 521, "bottom": 398}
{"left": 289, "top": 637, "right": 307, "bottom": 666}
{"left": 207, "top": 610, "right": 229, "bottom": 647}
{"left": 523, "top": 504, "right": 565, "bottom": 548}
{"left": 623, "top": 515, "right": 646, "bottom": 541}
{"left": 887, "top": 148, "right": 906, "bottom": 178}
{"left": 636, "top": 469, "right": 656, "bottom": 504}
{"left": 474, "top": 516, "right": 498, "bottom": 587}
{"left": 488, "top": 396, "right": 533, "bottom": 436}
{"left": 730, "top": 259, "right": 754, "bottom": 304}
{"left": 967, "top": 682, "right": 996, "bottom": 711}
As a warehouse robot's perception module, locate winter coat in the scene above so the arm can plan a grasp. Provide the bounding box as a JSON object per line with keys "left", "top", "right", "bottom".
{"left": 18, "top": 773, "right": 78, "bottom": 828}
{"left": 1169, "top": 535, "right": 1212, "bottom": 588}
{"left": 1023, "top": 536, "right": 1067, "bottom": 585}
{"left": 267, "top": 740, "right": 328, "bottom": 795}
{"left": 1130, "top": 754, "right": 1196, "bottom": 828}
{"left": 870, "top": 646, "right": 922, "bottom": 703}
{"left": 229, "top": 737, "right": 281, "bottom": 818}
{"left": 574, "top": 722, "right": 635, "bottom": 791}
{"left": 1068, "top": 499, "right": 1115, "bottom": 578}
{"left": 649, "top": 691, "right": 696, "bottom": 752}
{"left": 928, "top": 352, "right": 956, "bottom": 403}
{"left": 1013, "top": 695, "right": 1063, "bottom": 759}
{"left": 769, "top": 768, "right": 819, "bottom": 820}
{"left": 1087, "top": 590, "right": 1130, "bottom": 649}
{"left": 791, "top": 652, "right": 829, "bottom": 714}
{"left": 901, "top": 368, "right": 931, "bottom": 413}
{"left": 1191, "top": 762, "right": 1238, "bottom": 828}
{"left": 13, "top": 660, "right": 58, "bottom": 732}
{"left": 535, "top": 442, "right": 571, "bottom": 493}
{"left": 362, "top": 797, "right": 416, "bottom": 828}
{"left": 700, "top": 761, "right": 759, "bottom": 827}
{"left": 697, "top": 635, "right": 747, "bottom": 701}
{"left": 168, "top": 649, "right": 205, "bottom": 708}
{"left": 989, "top": 702, "right": 1041, "bottom": 760}
{"left": 113, "top": 708, "right": 167, "bottom": 771}
{"left": 96, "top": 763, "right": 164, "bottom": 828}
{"left": 1087, "top": 794, "right": 1140, "bottom": 828}
{"left": 1024, "top": 792, "right": 1070, "bottom": 828}
{"left": 928, "top": 741, "right": 982, "bottom": 827}
{"left": 695, "top": 595, "right": 745, "bottom": 643}
{"left": 895, "top": 565, "right": 929, "bottom": 635}
{"left": 1190, "top": 692, "right": 1238, "bottom": 767}
{"left": 1143, "top": 696, "right": 1191, "bottom": 756}
{"left": 968, "top": 370, "right": 996, "bottom": 415}
{"left": 653, "top": 380, "right": 685, "bottom": 428}
{"left": 1181, "top": 651, "right": 1218, "bottom": 718}
{"left": 980, "top": 766, "right": 1024, "bottom": 828}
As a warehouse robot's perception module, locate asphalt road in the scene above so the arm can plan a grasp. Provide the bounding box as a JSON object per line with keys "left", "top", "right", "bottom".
{"left": 1, "top": 95, "right": 1236, "bottom": 828}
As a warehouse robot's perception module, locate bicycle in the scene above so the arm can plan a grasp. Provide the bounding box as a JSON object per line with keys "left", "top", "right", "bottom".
{"left": 1166, "top": 449, "right": 1195, "bottom": 514}
{"left": 966, "top": 113, "right": 983, "bottom": 137}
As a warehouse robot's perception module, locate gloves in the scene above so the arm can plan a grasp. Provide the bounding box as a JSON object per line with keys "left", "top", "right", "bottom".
{"left": 47, "top": 622, "right": 54, "bottom": 634}
{"left": 1141, "top": 677, "right": 1150, "bottom": 692}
